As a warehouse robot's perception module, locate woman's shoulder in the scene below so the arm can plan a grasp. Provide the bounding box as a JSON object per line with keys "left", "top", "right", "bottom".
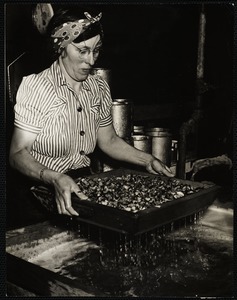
{"left": 21, "top": 67, "right": 52, "bottom": 88}
{"left": 87, "top": 74, "right": 110, "bottom": 91}
{"left": 17, "top": 66, "right": 57, "bottom": 108}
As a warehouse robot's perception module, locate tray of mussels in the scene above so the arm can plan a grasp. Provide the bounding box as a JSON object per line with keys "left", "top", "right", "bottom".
{"left": 31, "top": 169, "right": 221, "bottom": 235}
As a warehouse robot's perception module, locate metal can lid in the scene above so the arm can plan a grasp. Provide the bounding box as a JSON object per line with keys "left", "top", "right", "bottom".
{"left": 92, "top": 68, "right": 110, "bottom": 71}
{"left": 133, "top": 125, "right": 145, "bottom": 133}
{"left": 113, "top": 99, "right": 127, "bottom": 102}
{"left": 146, "top": 131, "right": 172, "bottom": 137}
{"left": 145, "top": 127, "right": 170, "bottom": 132}
{"left": 112, "top": 99, "right": 131, "bottom": 105}
{"left": 132, "top": 135, "right": 151, "bottom": 141}
{"left": 134, "top": 125, "right": 144, "bottom": 130}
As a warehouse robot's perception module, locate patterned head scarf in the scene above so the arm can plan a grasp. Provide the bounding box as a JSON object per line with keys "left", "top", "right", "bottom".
{"left": 51, "top": 12, "right": 102, "bottom": 54}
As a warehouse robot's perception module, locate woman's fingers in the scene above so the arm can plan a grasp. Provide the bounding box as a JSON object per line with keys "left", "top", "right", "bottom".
{"left": 63, "top": 189, "right": 79, "bottom": 215}
{"left": 150, "top": 158, "right": 175, "bottom": 177}
{"left": 56, "top": 190, "right": 79, "bottom": 216}
{"left": 53, "top": 175, "right": 85, "bottom": 216}
{"left": 74, "top": 189, "right": 88, "bottom": 200}
{"left": 56, "top": 201, "right": 62, "bottom": 214}
{"left": 162, "top": 165, "right": 175, "bottom": 177}
{"left": 66, "top": 206, "right": 79, "bottom": 216}
{"left": 147, "top": 166, "right": 159, "bottom": 175}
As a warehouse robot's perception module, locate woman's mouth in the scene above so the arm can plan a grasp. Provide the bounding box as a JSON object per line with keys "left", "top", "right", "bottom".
{"left": 80, "top": 68, "right": 91, "bottom": 75}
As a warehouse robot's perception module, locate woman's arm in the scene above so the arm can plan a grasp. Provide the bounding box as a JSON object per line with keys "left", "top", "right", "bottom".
{"left": 97, "top": 124, "right": 174, "bottom": 177}
{"left": 9, "top": 127, "right": 87, "bottom": 216}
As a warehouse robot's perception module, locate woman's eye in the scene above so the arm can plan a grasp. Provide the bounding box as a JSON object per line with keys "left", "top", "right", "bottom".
{"left": 93, "top": 48, "right": 100, "bottom": 54}
{"left": 78, "top": 49, "right": 88, "bottom": 55}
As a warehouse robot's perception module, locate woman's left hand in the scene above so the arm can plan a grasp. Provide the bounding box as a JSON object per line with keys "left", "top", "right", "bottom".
{"left": 146, "top": 157, "right": 174, "bottom": 177}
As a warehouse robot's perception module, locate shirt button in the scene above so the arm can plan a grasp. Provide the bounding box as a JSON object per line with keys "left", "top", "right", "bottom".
{"left": 80, "top": 130, "right": 85, "bottom": 136}
{"left": 77, "top": 107, "right": 82, "bottom": 112}
{"left": 80, "top": 150, "right": 85, "bottom": 155}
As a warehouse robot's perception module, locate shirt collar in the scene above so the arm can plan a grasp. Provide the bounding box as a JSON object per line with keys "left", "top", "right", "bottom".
{"left": 51, "top": 60, "right": 91, "bottom": 91}
{"left": 51, "top": 60, "right": 67, "bottom": 87}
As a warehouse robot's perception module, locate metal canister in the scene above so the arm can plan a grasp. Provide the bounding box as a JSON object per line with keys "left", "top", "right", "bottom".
{"left": 112, "top": 99, "right": 133, "bottom": 139}
{"left": 145, "top": 128, "right": 172, "bottom": 166}
{"left": 90, "top": 68, "right": 112, "bottom": 173}
{"left": 132, "top": 135, "right": 152, "bottom": 154}
{"left": 91, "top": 68, "right": 112, "bottom": 86}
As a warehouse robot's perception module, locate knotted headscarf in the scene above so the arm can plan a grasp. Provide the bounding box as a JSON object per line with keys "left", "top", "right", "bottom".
{"left": 51, "top": 12, "right": 102, "bottom": 53}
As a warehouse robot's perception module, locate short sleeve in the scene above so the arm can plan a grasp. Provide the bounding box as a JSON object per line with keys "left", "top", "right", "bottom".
{"left": 97, "top": 78, "right": 113, "bottom": 127}
{"left": 14, "top": 74, "right": 53, "bottom": 133}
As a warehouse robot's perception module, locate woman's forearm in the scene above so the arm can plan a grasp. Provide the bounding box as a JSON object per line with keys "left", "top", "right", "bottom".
{"left": 99, "top": 135, "right": 174, "bottom": 177}
{"left": 9, "top": 148, "right": 59, "bottom": 184}
{"left": 99, "top": 135, "right": 154, "bottom": 167}
{"left": 9, "top": 148, "right": 85, "bottom": 216}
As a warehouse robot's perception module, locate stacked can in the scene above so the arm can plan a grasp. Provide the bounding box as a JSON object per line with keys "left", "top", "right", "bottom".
{"left": 132, "top": 125, "right": 152, "bottom": 154}
{"left": 145, "top": 127, "right": 172, "bottom": 167}
{"left": 103, "top": 99, "right": 134, "bottom": 172}
{"left": 90, "top": 68, "right": 112, "bottom": 173}
{"left": 132, "top": 135, "right": 152, "bottom": 154}
{"left": 112, "top": 99, "right": 133, "bottom": 139}
{"left": 133, "top": 125, "right": 145, "bottom": 135}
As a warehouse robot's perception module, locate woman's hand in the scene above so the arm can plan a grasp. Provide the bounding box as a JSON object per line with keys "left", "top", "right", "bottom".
{"left": 52, "top": 173, "right": 88, "bottom": 216}
{"left": 97, "top": 125, "right": 175, "bottom": 177}
{"left": 146, "top": 157, "right": 174, "bottom": 177}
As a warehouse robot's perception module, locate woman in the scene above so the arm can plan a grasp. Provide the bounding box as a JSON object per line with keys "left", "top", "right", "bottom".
{"left": 9, "top": 9, "right": 174, "bottom": 218}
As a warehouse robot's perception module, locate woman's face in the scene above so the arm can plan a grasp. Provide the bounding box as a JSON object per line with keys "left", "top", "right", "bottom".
{"left": 61, "top": 34, "right": 102, "bottom": 82}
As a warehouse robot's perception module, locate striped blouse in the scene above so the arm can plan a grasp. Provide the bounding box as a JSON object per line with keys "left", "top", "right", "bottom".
{"left": 14, "top": 60, "right": 113, "bottom": 173}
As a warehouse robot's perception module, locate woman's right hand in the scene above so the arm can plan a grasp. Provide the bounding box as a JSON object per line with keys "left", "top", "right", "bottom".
{"left": 51, "top": 173, "right": 88, "bottom": 216}
{"left": 9, "top": 127, "right": 87, "bottom": 216}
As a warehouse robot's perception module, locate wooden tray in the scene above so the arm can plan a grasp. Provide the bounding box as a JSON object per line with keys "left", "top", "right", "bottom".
{"left": 31, "top": 169, "right": 221, "bottom": 235}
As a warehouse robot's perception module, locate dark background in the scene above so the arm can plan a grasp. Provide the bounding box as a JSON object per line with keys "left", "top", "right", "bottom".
{"left": 6, "top": 3, "right": 233, "bottom": 159}
{"left": 3, "top": 3, "right": 235, "bottom": 295}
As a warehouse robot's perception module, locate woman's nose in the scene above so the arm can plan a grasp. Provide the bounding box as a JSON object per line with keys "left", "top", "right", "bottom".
{"left": 85, "top": 51, "right": 95, "bottom": 66}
